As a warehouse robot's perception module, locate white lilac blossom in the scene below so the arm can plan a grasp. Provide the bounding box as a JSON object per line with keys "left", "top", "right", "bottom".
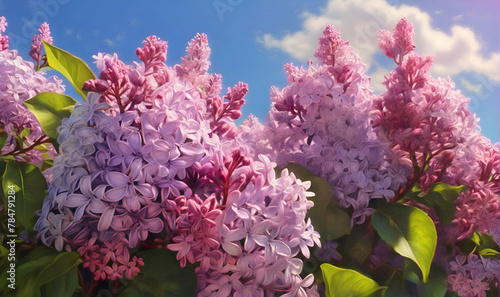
{"left": 34, "top": 33, "right": 320, "bottom": 296}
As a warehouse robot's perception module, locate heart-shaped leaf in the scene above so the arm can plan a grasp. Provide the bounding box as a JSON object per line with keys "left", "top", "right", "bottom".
{"left": 23, "top": 92, "right": 76, "bottom": 141}
{"left": 2, "top": 161, "right": 48, "bottom": 230}
{"left": 372, "top": 204, "right": 437, "bottom": 283}
{"left": 410, "top": 183, "right": 465, "bottom": 225}
{"left": 321, "top": 263, "right": 387, "bottom": 297}
{"left": 43, "top": 40, "right": 95, "bottom": 99}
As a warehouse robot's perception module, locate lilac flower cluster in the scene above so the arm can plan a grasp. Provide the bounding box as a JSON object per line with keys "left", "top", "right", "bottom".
{"left": 374, "top": 18, "right": 481, "bottom": 192}
{"left": 35, "top": 33, "right": 320, "bottom": 296}
{"left": 0, "top": 16, "right": 8, "bottom": 51}
{"left": 29, "top": 22, "right": 53, "bottom": 68}
{"left": 447, "top": 254, "right": 500, "bottom": 297}
{"left": 249, "top": 24, "right": 408, "bottom": 224}
{"left": 0, "top": 19, "right": 64, "bottom": 166}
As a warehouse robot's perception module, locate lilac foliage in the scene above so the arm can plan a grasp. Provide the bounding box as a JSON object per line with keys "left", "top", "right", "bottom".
{"left": 35, "top": 33, "right": 320, "bottom": 296}
{"left": 0, "top": 19, "right": 64, "bottom": 166}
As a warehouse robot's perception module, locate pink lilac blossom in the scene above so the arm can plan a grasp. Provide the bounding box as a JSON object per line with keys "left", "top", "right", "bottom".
{"left": 35, "top": 33, "right": 320, "bottom": 296}
{"left": 0, "top": 18, "right": 64, "bottom": 166}
{"left": 249, "top": 24, "right": 408, "bottom": 225}
{"left": 375, "top": 18, "right": 500, "bottom": 296}
{"left": 447, "top": 254, "right": 500, "bottom": 297}
{"left": 29, "top": 22, "right": 53, "bottom": 68}
{"left": 375, "top": 17, "right": 500, "bottom": 243}
{"left": 0, "top": 16, "right": 8, "bottom": 51}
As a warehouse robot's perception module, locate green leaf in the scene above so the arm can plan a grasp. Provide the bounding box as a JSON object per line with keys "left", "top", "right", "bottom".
{"left": 19, "top": 128, "right": 30, "bottom": 140}
{"left": 0, "top": 247, "right": 58, "bottom": 297}
{"left": 282, "top": 163, "right": 351, "bottom": 240}
{"left": 410, "top": 183, "right": 465, "bottom": 225}
{"left": 385, "top": 271, "right": 410, "bottom": 297}
{"left": 403, "top": 258, "right": 422, "bottom": 284}
{"left": 321, "top": 263, "right": 387, "bottom": 297}
{"left": 118, "top": 249, "right": 197, "bottom": 297}
{"left": 419, "top": 264, "right": 448, "bottom": 297}
{"left": 470, "top": 232, "right": 500, "bottom": 258}
{"left": 479, "top": 248, "right": 499, "bottom": 257}
{"left": 40, "top": 268, "right": 78, "bottom": 297}
{"left": 444, "top": 290, "right": 459, "bottom": 297}
{"left": 0, "top": 130, "right": 7, "bottom": 150}
{"left": 34, "top": 252, "right": 81, "bottom": 287}
{"left": 2, "top": 161, "right": 48, "bottom": 230}
{"left": 372, "top": 204, "right": 437, "bottom": 283}
{"left": 42, "top": 40, "right": 96, "bottom": 99}
{"left": 345, "top": 226, "right": 375, "bottom": 264}
{"left": 23, "top": 92, "right": 76, "bottom": 140}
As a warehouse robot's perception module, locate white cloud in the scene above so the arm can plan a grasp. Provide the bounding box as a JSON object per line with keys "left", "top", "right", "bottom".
{"left": 460, "top": 77, "right": 483, "bottom": 95}
{"left": 452, "top": 14, "right": 464, "bottom": 22}
{"left": 104, "top": 39, "right": 114, "bottom": 47}
{"left": 259, "top": 0, "right": 500, "bottom": 82}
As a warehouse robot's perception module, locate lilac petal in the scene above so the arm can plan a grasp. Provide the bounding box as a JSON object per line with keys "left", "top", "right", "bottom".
{"left": 302, "top": 274, "right": 315, "bottom": 287}
{"left": 129, "top": 159, "right": 143, "bottom": 181}
{"left": 111, "top": 214, "right": 133, "bottom": 231}
{"left": 95, "top": 150, "right": 108, "bottom": 166}
{"left": 128, "top": 131, "right": 142, "bottom": 153}
{"left": 115, "top": 140, "right": 132, "bottom": 155}
{"left": 231, "top": 205, "right": 251, "bottom": 220}
{"left": 88, "top": 199, "right": 107, "bottom": 213}
{"left": 144, "top": 218, "right": 164, "bottom": 233}
{"left": 108, "top": 155, "right": 123, "bottom": 167}
{"left": 225, "top": 228, "right": 247, "bottom": 242}
{"left": 65, "top": 194, "right": 88, "bottom": 208}
{"left": 129, "top": 227, "right": 140, "bottom": 248}
{"left": 55, "top": 236, "right": 64, "bottom": 251}
{"left": 271, "top": 240, "right": 291, "bottom": 257}
{"left": 222, "top": 241, "right": 242, "bottom": 256}
{"left": 106, "top": 172, "right": 129, "bottom": 187}
{"left": 93, "top": 185, "right": 107, "bottom": 200}
{"left": 124, "top": 196, "right": 141, "bottom": 212}
{"left": 79, "top": 176, "right": 93, "bottom": 197}
{"left": 98, "top": 207, "right": 115, "bottom": 231}
{"left": 253, "top": 235, "right": 269, "bottom": 247}
{"left": 105, "top": 186, "right": 128, "bottom": 202}
{"left": 253, "top": 220, "right": 271, "bottom": 234}
{"left": 74, "top": 206, "right": 86, "bottom": 221}
{"left": 179, "top": 144, "right": 202, "bottom": 155}
{"left": 135, "top": 183, "right": 155, "bottom": 198}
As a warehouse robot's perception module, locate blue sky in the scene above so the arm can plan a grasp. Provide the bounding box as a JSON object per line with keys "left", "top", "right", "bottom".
{"left": 2, "top": 0, "right": 499, "bottom": 142}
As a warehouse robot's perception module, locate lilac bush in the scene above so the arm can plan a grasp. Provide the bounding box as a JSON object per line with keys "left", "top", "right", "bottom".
{"left": 242, "top": 18, "right": 500, "bottom": 296}
{"left": 34, "top": 32, "right": 320, "bottom": 296}
{"left": 1, "top": 12, "right": 500, "bottom": 297}
{"left": 0, "top": 19, "right": 64, "bottom": 167}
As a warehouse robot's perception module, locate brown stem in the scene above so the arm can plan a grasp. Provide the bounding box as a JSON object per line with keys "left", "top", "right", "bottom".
{"left": 86, "top": 278, "right": 98, "bottom": 297}
{"left": 77, "top": 269, "right": 87, "bottom": 294}
{"left": 10, "top": 135, "right": 51, "bottom": 156}
{"left": 111, "top": 279, "right": 120, "bottom": 297}
{"left": 113, "top": 83, "right": 125, "bottom": 114}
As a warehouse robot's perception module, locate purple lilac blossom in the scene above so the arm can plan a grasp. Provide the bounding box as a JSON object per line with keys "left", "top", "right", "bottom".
{"left": 0, "top": 18, "right": 64, "bottom": 167}
{"left": 29, "top": 22, "right": 53, "bottom": 67}
{"left": 35, "top": 33, "right": 320, "bottom": 296}
{"left": 246, "top": 24, "right": 409, "bottom": 225}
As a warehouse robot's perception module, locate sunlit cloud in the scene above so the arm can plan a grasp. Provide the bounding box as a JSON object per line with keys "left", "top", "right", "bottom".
{"left": 259, "top": 0, "right": 500, "bottom": 83}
